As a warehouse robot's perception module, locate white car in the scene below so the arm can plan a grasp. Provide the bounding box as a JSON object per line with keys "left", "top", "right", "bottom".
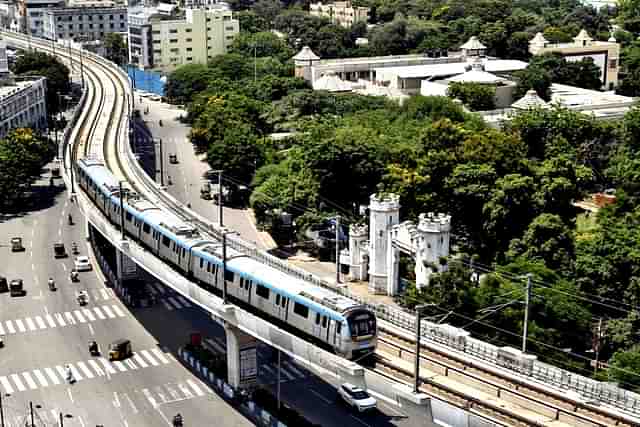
{"left": 74, "top": 256, "right": 92, "bottom": 272}
{"left": 338, "top": 383, "right": 377, "bottom": 412}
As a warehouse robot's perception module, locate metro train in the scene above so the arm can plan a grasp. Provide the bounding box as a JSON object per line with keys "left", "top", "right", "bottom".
{"left": 77, "top": 158, "right": 377, "bottom": 360}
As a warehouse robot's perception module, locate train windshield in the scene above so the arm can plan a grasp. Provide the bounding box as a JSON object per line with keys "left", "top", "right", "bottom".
{"left": 347, "top": 310, "right": 376, "bottom": 339}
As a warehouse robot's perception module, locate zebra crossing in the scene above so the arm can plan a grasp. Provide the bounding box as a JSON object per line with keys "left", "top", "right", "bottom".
{"left": 0, "top": 304, "right": 126, "bottom": 336}
{"left": 145, "top": 282, "right": 193, "bottom": 311}
{"left": 139, "top": 378, "right": 212, "bottom": 409}
{"left": 0, "top": 348, "right": 173, "bottom": 394}
{"left": 201, "top": 337, "right": 309, "bottom": 385}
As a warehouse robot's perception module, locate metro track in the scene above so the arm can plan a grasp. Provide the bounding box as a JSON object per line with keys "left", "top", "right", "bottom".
{"left": 3, "top": 31, "right": 639, "bottom": 427}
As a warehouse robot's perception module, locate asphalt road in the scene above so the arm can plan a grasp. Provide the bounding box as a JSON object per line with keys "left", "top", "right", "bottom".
{"left": 133, "top": 95, "right": 431, "bottom": 427}
{"left": 0, "top": 172, "right": 252, "bottom": 427}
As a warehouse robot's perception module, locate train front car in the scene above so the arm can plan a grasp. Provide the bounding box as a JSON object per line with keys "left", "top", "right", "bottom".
{"left": 343, "top": 307, "right": 377, "bottom": 361}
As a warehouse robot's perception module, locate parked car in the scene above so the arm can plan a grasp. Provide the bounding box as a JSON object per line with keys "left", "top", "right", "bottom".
{"left": 10, "top": 237, "right": 24, "bottom": 252}
{"left": 53, "top": 243, "right": 67, "bottom": 258}
{"left": 338, "top": 383, "right": 377, "bottom": 412}
{"left": 74, "top": 256, "right": 92, "bottom": 272}
{"left": 0, "top": 276, "right": 8, "bottom": 293}
{"left": 9, "top": 279, "right": 24, "bottom": 296}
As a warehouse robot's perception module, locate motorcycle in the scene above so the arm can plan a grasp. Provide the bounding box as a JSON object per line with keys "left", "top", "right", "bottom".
{"left": 0, "top": 335, "right": 4, "bottom": 348}
{"left": 72, "top": 242, "right": 79, "bottom": 255}
{"left": 68, "top": 214, "right": 73, "bottom": 226}
{"left": 48, "top": 279, "right": 56, "bottom": 291}
{"left": 172, "top": 414, "right": 183, "bottom": 427}
{"left": 89, "top": 340, "right": 99, "bottom": 356}
{"left": 159, "top": 119, "right": 163, "bottom": 127}
{"left": 70, "top": 270, "right": 79, "bottom": 282}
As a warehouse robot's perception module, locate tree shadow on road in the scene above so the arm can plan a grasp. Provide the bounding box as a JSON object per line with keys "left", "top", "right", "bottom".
{"left": 0, "top": 180, "right": 66, "bottom": 223}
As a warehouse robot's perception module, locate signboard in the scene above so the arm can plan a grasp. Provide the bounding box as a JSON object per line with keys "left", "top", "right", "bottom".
{"left": 239, "top": 346, "right": 257, "bottom": 387}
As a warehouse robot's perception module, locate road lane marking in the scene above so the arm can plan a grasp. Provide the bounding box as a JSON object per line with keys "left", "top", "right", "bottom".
{"left": 5, "top": 320, "right": 15, "bottom": 334}
{"left": 186, "top": 379, "right": 204, "bottom": 396}
{"left": 61, "top": 263, "right": 67, "bottom": 272}
{"left": 15, "top": 319, "right": 26, "bottom": 332}
{"left": 165, "top": 384, "right": 180, "bottom": 400}
{"left": 35, "top": 316, "right": 47, "bottom": 329}
{"left": 0, "top": 322, "right": 4, "bottom": 335}
{"left": 88, "top": 324, "right": 95, "bottom": 335}
{"left": 45, "top": 368, "right": 60, "bottom": 385}
{"left": 151, "top": 348, "right": 170, "bottom": 364}
{"left": 67, "top": 388, "right": 74, "bottom": 403}
{"left": 133, "top": 353, "right": 148, "bottom": 368}
{"left": 124, "top": 393, "right": 138, "bottom": 414}
{"left": 99, "top": 358, "right": 117, "bottom": 374}
{"left": 69, "top": 365, "right": 83, "bottom": 381}
{"left": 140, "top": 350, "right": 159, "bottom": 366}
{"left": 100, "top": 289, "right": 109, "bottom": 300}
{"left": 0, "top": 376, "right": 14, "bottom": 394}
{"left": 124, "top": 359, "right": 138, "bottom": 370}
{"left": 46, "top": 314, "right": 57, "bottom": 327}
{"left": 203, "top": 338, "right": 225, "bottom": 353}
{"left": 285, "top": 361, "right": 305, "bottom": 377}
{"left": 162, "top": 300, "right": 173, "bottom": 310}
{"left": 113, "top": 391, "right": 121, "bottom": 407}
{"left": 310, "top": 389, "right": 332, "bottom": 404}
{"left": 25, "top": 317, "right": 36, "bottom": 331}
{"left": 83, "top": 308, "right": 96, "bottom": 321}
{"left": 93, "top": 307, "right": 106, "bottom": 319}
{"left": 112, "top": 305, "right": 125, "bottom": 317}
{"left": 33, "top": 369, "right": 49, "bottom": 387}
{"left": 167, "top": 296, "right": 183, "bottom": 309}
{"left": 64, "top": 312, "right": 75, "bottom": 325}
{"left": 177, "top": 296, "right": 192, "bottom": 307}
{"left": 280, "top": 366, "right": 295, "bottom": 380}
{"left": 77, "top": 362, "right": 94, "bottom": 379}
{"left": 55, "top": 366, "right": 67, "bottom": 381}
{"left": 87, "top": 360, "right": 105, "bottom": 376}
{"left": 177, "top": 382, "right": 193, "bottom": 399}
{"left": 142, "top": 389, "right": 158, "bottom": 408}
{"left": 73, "top": 310, "right": 87, "bottom": 323}
{"left": 10, "top": 374, "right": 26, "bottom": 391}
{"left": 102, "top": 306, "right": 116, "bottom": 318}
{"left": 113, "top": 361, "right": 127, "bottom": 372}
{"left": 55, "top": 313, "right": 66, "bottom": 326}
{"left": 350, "top": 415, "right": 372, "bottom": 427}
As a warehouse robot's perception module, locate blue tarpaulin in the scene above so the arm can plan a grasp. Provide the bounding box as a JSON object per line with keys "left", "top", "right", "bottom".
{"left": 124, "top": 65, "right": 165, "bottom": 96}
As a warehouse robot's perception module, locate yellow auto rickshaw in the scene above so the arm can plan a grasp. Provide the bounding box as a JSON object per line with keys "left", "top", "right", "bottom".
{"left": 108, "top": 339, "right": 132, "bottom": 361}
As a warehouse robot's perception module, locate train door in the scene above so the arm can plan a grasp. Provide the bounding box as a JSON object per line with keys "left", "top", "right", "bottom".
{"left": 328, "top": 320, "right": 337, "bottom": 347}
{"left": 312, "top": 312, "right": 322, "bottom": 338}
{"left": 275, "top": 294, "right": 287, "bottom": 320}
{"left": 335, "top": 321, "right": 343, "bottom": 349}
{"left": 238, "top": 277, "right": 251, "bottom": 302}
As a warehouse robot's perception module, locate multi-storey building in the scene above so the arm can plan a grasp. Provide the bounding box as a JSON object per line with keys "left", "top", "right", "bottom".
{"left": 128, "top": 5, "right": 238, "bottom": 73}
{"left": 309, "top": 1, "right": 369, "bottom": 28}
{"left": 16, "top": 0, "right": 65, "bottom": 38}
{"left": 0, "top": 76, "right": 48, "bottom": 138}
{"left": 42, "top": 6, "right": 128, "bottom": 42}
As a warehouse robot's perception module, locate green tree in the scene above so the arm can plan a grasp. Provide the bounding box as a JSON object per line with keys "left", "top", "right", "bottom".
{"left": 0, "top": 128, "right": 54, "bottom": 209}
{"left": 229, "top": 31, "right": 294, "bottom": 62}
{"left": 609, "top": 345, "right": 640, "bottom": 390}
{"left": 13, "top": 51, "right": 70, "bottom": 115}
{"left": 447, "top": 82, "right": 496, "bottom": 111}
{"left": 207, "top": 123, "right": 262, "bottom": 184}
{"left": 165, "top": 64, "right": 218, "bottom": 104}
{"left": 103, "top": 33, "right": 127, "bottom": 66}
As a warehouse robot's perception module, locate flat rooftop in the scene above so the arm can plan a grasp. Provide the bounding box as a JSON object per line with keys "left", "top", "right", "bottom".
{"left": 0, "top": 77, "right": 43, "bottom": 100}
{"left": 378, "top": 59, "right": 528, "bottom": 79}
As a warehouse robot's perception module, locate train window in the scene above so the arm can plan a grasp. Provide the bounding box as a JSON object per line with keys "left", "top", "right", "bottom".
{"left": 275, "top": 294, "right": 280, "bottom": 305}
{"left": 224, "top": 269, "right": 234, "bottom": 282}
{"left": 182, "top": 247, "right": 186, "bottom": 257}
{"left": 143, "top": 223, "right": 150, "bottom": 233}
{"left": 322, "top": 316, "right": 327, "bottom": 328}
{"left": 294, "top": 303, "right": 308, "bottom": 318}
{"left": 200, "top": 258, "right": 204, "bottom": 268}
{"left": 207, "top": 262, "right": 211, "bottom": 273}
{"left": 337, "top": 323, "right": 342, "bottom": 334}
{"left": 315, "top": 313, "right": 320, "bottom": 325}
{"left": 162, "top": 236, "right": 170, "bottom": 247}
{"left": 281, "top": 297, "right": 286, "bottom": 307}
{"left": 240, "top": 277, "right": 244, "bottom": 287}
{"left": 125, "top": 212, "right": 132, "bottom": 221}
{"left": 256, "top": 284, "right": 269, "bottom": 299}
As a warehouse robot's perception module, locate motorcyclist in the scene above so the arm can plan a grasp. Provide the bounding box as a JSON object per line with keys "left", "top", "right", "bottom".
{"left": 65, "top": 365, "right": 75, "bottom": 383}
{"left": 68, "top": 214, "right": 73, "bottom": 225}
{"left": 72, "top": 241, "right": 78, "bottom": 254}
{"left": 70, "top": 269, "right": 78, "bottom": 281}
{"left": 48, "top": 277, "right": 55, "bottom": 289}
{"left": 172, "top": 414, "right": 183, "bottom": 426}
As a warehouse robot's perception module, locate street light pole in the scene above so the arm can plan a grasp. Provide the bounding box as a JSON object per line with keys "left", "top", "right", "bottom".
{"left": 0, "top": 393, "right": 5, "bottom": 427}
{"left": 29, "top": 401, "right": 34, "bottom": 427}
{"left": 222, "top": 232, "right": 228, "bottom": 304}
{"left": 277, "top": 349, "right": 281, "bottom": 411}
{"left": 119, "top": 181, "right": 126, "bottom": 241}
{"left": 59, "top": 412, "right": 63, "bottom": 427}
{"left": 335, "top": 215, "right": 341, "bottom": 284}
{"left": 211, "top": 170, "right": 223, "bottom": 227}
{"left": 156, "top": 138, "right": 164, "bottom": 186}
{"left": 413, "top": 304, "right": 430, "bottom": 393}
{"left": 594, "top": 317, "right": 603, "bottom": 375}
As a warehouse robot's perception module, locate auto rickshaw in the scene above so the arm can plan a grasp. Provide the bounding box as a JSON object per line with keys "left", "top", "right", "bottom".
{"left": 108, "top": 339, "right": 132, "bottom": 361}
{"left": 89, "top": 340, "right": 100, "bottom": 356}
{"left": 76, "top": 290, "right": 88, "bottom": 305}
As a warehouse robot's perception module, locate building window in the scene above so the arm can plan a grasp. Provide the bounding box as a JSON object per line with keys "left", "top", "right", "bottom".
{"left": 152, "top": 30, "right": 160, "bottom": 34}
{"left": 206, "top": 18, "right": 211, "bottom": 22}
{"left": 153, "top": 49, "right": 161, "bottom": 54}
{"left": 57, "top": 16, "right": 62, "bottom": 21}
{"left": 120, "top": 22, "right": 125, "bottom": 28}
{"left": 99, "top": 23, "right": 103, "bottom": 29}
{"left": 110, "top": 23, "right": 114, "bottom": 28}
{"left": 88, "top": 15, "right": 92, "bottom": 21}
{"left": 170, "top": 48, "right": 179, "bottom": 53}
{"left": 186, "top": 57, "right": 192, "bottom": 61}
{"left": 186, "top": 38, "right": 192, "bottom": 42}
{"left": 79, "top": 24, "right": 83, "bottom": 29}
{"left": 225, "top": 26, "right": 234, "bottom": 31}
{"left": 169, "top": 39, "right": 177, "bottom": 43}
{"left": 120, "top": 14, "right": 124, "bottom": 19}
{"left": 153, "top": 39, "right": 160, "bottom": 44}
{"left": 185, "top": 28, "right": 192, "bottom": 32}
{"left": 109, "top": 14, "right": 113, "bottom": 20}
{"left": 186, "top": 47, "right": 192, "bottom": 51}
{"left": 169, "top": 29, "right": 177, "bottom": 33}
{"left": 207, "top": 27, "right": 211, "bottom": 31}
{"left": 98, "top": 15, "right": 103, "bottom": 20}
{"left": 609, "top": 59, "right": 617, "bottom": 69}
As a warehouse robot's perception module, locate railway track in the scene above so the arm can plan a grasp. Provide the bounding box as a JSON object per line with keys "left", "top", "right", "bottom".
{"left": 4, "top": 31, "right": 639, "bottom": 427}
{"left": 376, "top": 331, "right": 635, "bottom": 426}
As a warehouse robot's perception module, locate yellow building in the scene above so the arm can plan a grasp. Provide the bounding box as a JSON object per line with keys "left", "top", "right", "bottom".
{"left": 309, "top": 1, "right": 369, "bottom": 28}
{"left": 529, "top": 29, "right": 620, "bottom": 90}
{"left": 128, "top": 5, "right": 239, "bottom": 73}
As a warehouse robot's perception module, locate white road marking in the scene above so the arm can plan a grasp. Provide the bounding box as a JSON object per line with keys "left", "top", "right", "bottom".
{"left": 45, "top": 368, "right": 60, "bottom": 385}
{"left": 146, "top": 284, "right": 158, "bottom": 295}
{"left": 99, "top": 358, "right": 117, "bottom": 375}
{"left": 69, "top": 365, "right": 83, "bottom": 381}
{"left": 46, "top": 314, "right": 58, "bottom": 327}
{"left": 113, "top": 391, "right": 121, "bottom": 408}
{"left": 0, "top": 376, "right": 14, "bottom": 394}
{"left": 204, "top": 338, "right": 225, "bottom": 353}
{"left": 33, "top": 369, "right": 49, "bottom": 387}
{"left": 6, "top": 321, "right": 16, "bottom": 334}
{"left": 77, "top": 361, "right": 94, "bottom": 379}
{"left": 280, "top": 366, "right": 295, "bottom": 380}
{"left": 88, "top": 360, "right": 105, "bottom": 376}
{"left": 161, "top": 299, "right": 173, "bottom": 311}
{"left": 10, "top": 374, "right": 26, "bottom": 391}
{"left": 140, "top": 350, "right": 159, "bottom": 366}
{"left": 165, "top": 384, "right": 180, "bottom": 400}
{"left": 102, "top": 306, "right": 116, "bottom": 318}
{"left": 67, "top": 388, "right": 74, "bottom": 403}
{"left": 133, "top": 353, "right": 149, "bottom": 368}
{"left": 55, "top": 366, "right": 67, "bottom": 381}
{"left": 167, "top": 296, "right": 183, "bottom": 309}
{"left": 113, "top": 361, "right": 127, "bottom": 372}
{"left": 73, "top": 310, "right": 87, "bottom": 323}
{"left": 93, "top": 307, "right": 106, "bottom": 319}
{"left": 83, "top": 308, "right": 96, "bottom": 321}
{"left": 35, "top": 316, "right": 47, "bottom": 329}
{"left": 285, "top": 361, "right": 305, "bottom": 377}
{"left": 55, "top": 313, "right": 67, "bottom": 326}
{"left": 44, "top": 306, "right": 49, "bottom": 316}
{"left": 350, "top": 415, "right": 372, "bottom": 427}
{"left": 124, "top": 393, "right": 138, "bottom": 414}
{"left": 151, "top": 348, "right": 170, "bottom": 364}
{"left": 15, "top": 319, "right": 26, "bottom": 333}
{"left": 0, "top": 322, "right": 4, "bottom": 335}
{"left": 24, "top": 317, "right": 37, "bottom": 331}
{"left": 154, "top": 386, "right": 168, "bottom": 404}
{"left": 177, "top": 382, "right": 193, "bottom": 399}
{"left": 100, "top": 289, "right": 110, "bottom": 300}
{"left": 61, "top": 263, "right": 67, "bottom": 272}
{"left": 124, "top": 359, "right": 138, "bottom": 370}
{"left": 64, "top": 312, "right": 76, "bottom": 325}
{"left": 310, "top": 389, "right": 332, "bottom": 404}
{"left": 142, "top": 388, "right": 158, "bottom": 408}
{"left": 112, "top": 305, "right": 125, "bottom": 317}
{"left": 88, "top": 323, "right": 94, "bottom": 335}
{"left": 186, "top": 379, "right": 204, "bottom": 396}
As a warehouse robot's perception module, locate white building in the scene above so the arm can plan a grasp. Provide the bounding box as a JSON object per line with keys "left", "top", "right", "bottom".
{"left": 309, "top": 1, "right": 369, "bottom": 28}
{"left": 0, "top": 76, "right": 48, "bottom": 139}
{"left": 42, "top": 6, "right": 128, "bottom": 42}
{"left": 128, "top": 5, "right": 238, "bottom": 73}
